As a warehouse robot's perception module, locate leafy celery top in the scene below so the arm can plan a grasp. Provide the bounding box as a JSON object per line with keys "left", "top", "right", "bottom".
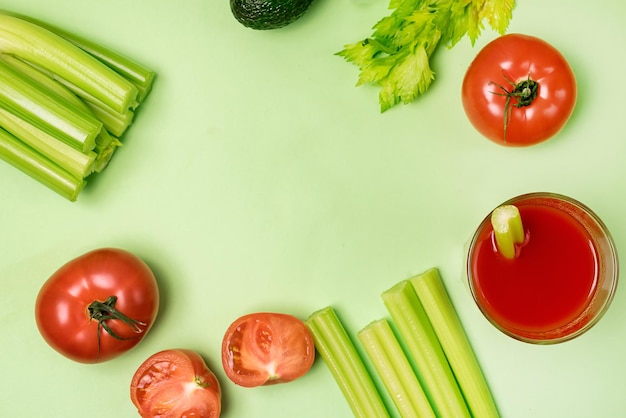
{"left": 338, "top": 0, "right": 516, "bottom": 112}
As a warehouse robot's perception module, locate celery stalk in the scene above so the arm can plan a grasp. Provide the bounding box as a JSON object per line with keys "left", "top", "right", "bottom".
{"left": 410, "top": 268, "right": 500, "bottom": 418}
{"left": 491, "top": 205, "right": 525, "bottom": 259}
{"left": 0, "top": 9, "right": 156, "bottom": 104}
{"left": 84, "top": 101, "right": 135, "bottom": 137}
{"left": 306, "top": 307, "right": 389, "bottom": 418}
{"left": 0, "top": 107, "right": 95, "bottom": 179}
{"left": 0, "top": 14, "right": 138, "bottom": 114}
{"left": 0, "top": 54, "right": 122, "bottom": 162}
{"left": 0, "top": 58, "right": 101, "bottom": 152}
{"left": 0, "top": 127, "right": 84, "bottom": 201}
{"left": 92, "top": 129, "right": 122, "bottom": 173}
{"left": 382, "top": 281, "right": 471, "bottom": 418}
{"left": 358, "top": 319, "right": 435, "bottom": 418}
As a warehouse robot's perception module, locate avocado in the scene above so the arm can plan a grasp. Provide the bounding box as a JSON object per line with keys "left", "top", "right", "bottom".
{"left": 230, "top": 0, "right": 315, "bottom": 30}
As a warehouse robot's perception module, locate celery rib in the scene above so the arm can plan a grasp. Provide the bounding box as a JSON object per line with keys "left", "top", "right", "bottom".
{"left": 358, "top": 319, "right": 435, "bottom": 418}
{"left": 0, "top": 58, "right": 102, "bottom": 153}
{"left": 382, "top": 281, "right": 471, "bottom": 418}
{"left": 410, "top": 268, "right": 500, "bottom": 418}
{"left": 0, "top": 127, "right": 84, "bottom": 201}
{"left": 0, "top": 14, "right": 138, "bottom": 114}
{"left": 0, "top": 107, "right": 95, "bottom": 178}
{"left": 305, "top": 307, "right": 389, "bottom": 418}
{"left": 0, "top": 9, "right": 155, "bottom": 104}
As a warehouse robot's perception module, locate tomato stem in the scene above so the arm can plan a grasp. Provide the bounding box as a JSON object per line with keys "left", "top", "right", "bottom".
{"left": 489, "top": 72, "right": 539, "bottom": 143}
{"left": 88, "top": 296, "right": 147, "bottom": 356}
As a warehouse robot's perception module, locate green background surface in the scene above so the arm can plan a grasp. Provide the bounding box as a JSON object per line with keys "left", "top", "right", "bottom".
{"left": 1, "top": 1, "right": 625, "bottom": 417}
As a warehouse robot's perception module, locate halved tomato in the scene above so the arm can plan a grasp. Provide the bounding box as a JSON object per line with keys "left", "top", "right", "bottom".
{"left": 221, "top": 312, "right": 315, "bottom": 387}
{"left": 130, "top": 349, "right": 221, "bottom": 418}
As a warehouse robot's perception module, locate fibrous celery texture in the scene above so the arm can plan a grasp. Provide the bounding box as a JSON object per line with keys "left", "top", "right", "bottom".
{"left": 410, "top": 268, "right": 500, "bottom": 418}
{"left": 307, "top": 269, "right": 499, "bottom": 418}
{"left": 382, "top": 280, "right": 471, "bottom": 418}
{"left": 0, "top": 10, "right": 155, "bottom": 201}
{"left": 305, "top": 307, "right": 390, "bottom": 418}
{"left": 358, "top": 319, "right": 435, "bottom": 418}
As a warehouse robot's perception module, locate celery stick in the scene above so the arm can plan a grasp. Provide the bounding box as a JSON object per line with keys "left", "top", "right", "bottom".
{"left": 382, "top": 281, "right": 471, "bottom": 418}
{"left": 92, "top": 130, "right": 122, "bottom": 173}
{"left": 0, "top": 14, "right": 138, "bottom": 114}
{"left": 84, "top": 101, "right": 135, "bottom": 138}
{"left": 0, "top": 107, "right": 95, "bottom": 179}
{"left": 1, "top": 54, "right": 123, "bottom": 159}
{"left": 0, "top": 9, "right": 155, "bottom": 103}
{"left": 491, "top": 205, "right": 525, "bottom": 259}
{"left": 410, "top": 268, "right": 500, "bottom": 418}
{"left": 306, "top": 307, "right": 389, "bottom": 418}
{"left": 0, "top": 58, "right": 101, "bottom": 153}
{"left": 0, "top": 127, "right": 84, "bottom": 201}
{"left": 358, "top": 319, "right": 435, "bottom": 418}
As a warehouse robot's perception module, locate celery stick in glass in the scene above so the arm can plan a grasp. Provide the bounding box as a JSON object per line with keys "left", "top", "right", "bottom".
{"left": 0, "top": 127, "right": 84, "bottom": 201}
{"left": 0, "top": 58, "right": 101, "bottom": 152}
{"left": 382, "top": 281, "right": 471, "bottom": 418}
{"left": 358, "top": 319, "right": 435, "bottom": 418}
{"left": 491, "top": 204, "right": 525, "bottom": 259}
{"left": 306, "top": 307, "right": 389, "bottom": 418}
{"left": 0, "top": 13, "right": 138, "bottom": 113}
{"left": 410, "top": 268, "right": 500, "bottom": 418}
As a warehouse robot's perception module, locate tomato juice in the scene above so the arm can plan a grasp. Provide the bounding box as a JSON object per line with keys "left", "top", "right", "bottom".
{"left": 467, "top": 193, "right": 618, "bottom": 343}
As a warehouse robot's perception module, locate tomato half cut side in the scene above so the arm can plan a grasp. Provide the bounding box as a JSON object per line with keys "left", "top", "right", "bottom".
{"left": 130, "top": 349, "right": 222, "bottom": 418}
{"left": 462, "top": 33, "right": 577, "bottom": 146}
{"left": 221, "top": 312, "right": 315, "bottom": 387}
{"left": 35, "top": 248, "right": 159, "bottom": 363}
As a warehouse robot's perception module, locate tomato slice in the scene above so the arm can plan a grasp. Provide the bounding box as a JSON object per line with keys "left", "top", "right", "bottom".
{"left": 221, "top": 312, "right": 315, "bottom": 387}
{"left": 130, "top": 349, "right": 221, "bottom": 418}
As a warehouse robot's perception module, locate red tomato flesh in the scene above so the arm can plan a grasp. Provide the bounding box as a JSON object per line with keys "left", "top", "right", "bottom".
{"left": 130, "top": 349, "right": 222, "bottom": 418}
{"left": 462, "top": 33, "right": 577, "bottom": 146}
{"left": 221, "top": 312, "right": 315, "bottom": 387}
{"left": 35, "top": 248, "right": 159, "bottom": 363}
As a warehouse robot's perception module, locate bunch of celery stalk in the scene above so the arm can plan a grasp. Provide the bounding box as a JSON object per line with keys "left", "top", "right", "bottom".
{"left": 306, "top": 268, "right": 499, "bottom": 418}
{"left": 0, "top": 10, "right": 155, "bottom": 201}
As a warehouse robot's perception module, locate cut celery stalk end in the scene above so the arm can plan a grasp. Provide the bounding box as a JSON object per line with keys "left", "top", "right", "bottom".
{"left": 410, "top": 268, "right": 500, "bottom": 418}
{"left": 0, "top": 13, "right": 139, "bottom": 114}
{"left": 84, "top": 101, "right": 135, "bottom": 138}
{"left": 382, "top": 280, "right": 471, "bottom": 418}
{"left": 305, "top": 307, "right": 390, "bottom": 418}
{"left": 93, "top": 130, "right": 121, "bottom": 173}
{"left": 358, "top": 319, "right": 436, "bottom": 418}
{"left": 0, "top": 9, "right": 156, "bottom": 104}
{"left": 0, "top": 58, "right": 101, "bottom": 153}
{"left": 1, "top": 54, "right": 134, "bottom": 138}
{"left": 0, "top": 127, "right": 84, "bottom": 201}
{"left": 491, "top": 204, "right": 525, "bottom": 259}
{"left": 0, "top": 107, "right": 95, "bottom": 179}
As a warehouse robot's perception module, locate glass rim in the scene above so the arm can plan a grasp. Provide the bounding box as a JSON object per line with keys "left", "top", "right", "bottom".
{"left": 466, "top": 192, "right": 619, "bottom": 344}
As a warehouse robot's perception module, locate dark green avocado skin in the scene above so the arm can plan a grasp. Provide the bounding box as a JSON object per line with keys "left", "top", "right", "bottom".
{"left": 230, "top": 0, "right": 314, "bottom": 30}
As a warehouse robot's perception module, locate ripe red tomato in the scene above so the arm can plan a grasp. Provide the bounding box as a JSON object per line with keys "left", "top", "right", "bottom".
{"left": 35, "top": 248, "right": 159, "bottom": 363}
{"left": 221, "top": 312, "right": 315, "bottom": 387}
{"left": 462, "top": 33, "right": 577, "bottom": 146}
{"left": 130, "top": 349, "right": 222, "bottom": 418}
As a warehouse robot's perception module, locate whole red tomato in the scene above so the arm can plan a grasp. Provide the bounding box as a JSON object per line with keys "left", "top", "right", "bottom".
{"left": 35, "top": 248, "right": 159, "bottom": 363}
{"left": 221, "top": 312, "right": 315, "bottom": 387}
{"left": 462, "top": 33, "right": 577, "bottom": 146}
{"left": 130, "top": 349, "right": 222, "bottom": 418}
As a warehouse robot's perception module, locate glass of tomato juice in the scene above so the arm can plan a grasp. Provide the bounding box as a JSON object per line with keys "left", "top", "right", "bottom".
{"left": 466, "top": 192, "right": 619, "bottom": 344}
